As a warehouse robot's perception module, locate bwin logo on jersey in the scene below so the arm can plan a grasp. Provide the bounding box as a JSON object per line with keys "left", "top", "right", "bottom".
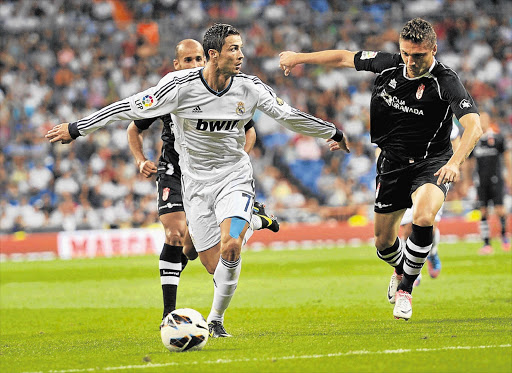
{"left": 196, "top": 119, "right": 239, "bottom": 131}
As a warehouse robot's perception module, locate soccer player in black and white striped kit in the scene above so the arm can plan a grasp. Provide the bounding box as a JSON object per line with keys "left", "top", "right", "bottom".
{"left": 280, "top": 18, "right": 482, "bottom": 320}
{"left": 46, "top": 24, "right": 349, "bottom": 336}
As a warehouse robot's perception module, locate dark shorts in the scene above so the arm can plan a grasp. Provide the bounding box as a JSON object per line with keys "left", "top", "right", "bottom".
{"left": 157, "top": 174, "right": 184, "bottom": 215}
{"left": 374, "top": 152, "right": 450, "bottom": 214}
{"left": 477, "top": 176, "right": 504, "bottom": 207}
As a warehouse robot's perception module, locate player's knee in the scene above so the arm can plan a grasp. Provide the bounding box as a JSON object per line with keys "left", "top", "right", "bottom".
{"left": 220, "top": 239, "right": 241, "bottom": 262}
{"left": 412, "top": 213, "right": 435, "bottom": 227}
{"left": 374, "top": 234, "right": 396, "bottom": 251}
{"left": 164, "top": 228, "right": 184, "bottom": 246}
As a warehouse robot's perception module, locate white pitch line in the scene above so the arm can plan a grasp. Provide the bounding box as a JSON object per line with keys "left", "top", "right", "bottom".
{"left": 22, "top": 344, "right": 511, "bottom": 373}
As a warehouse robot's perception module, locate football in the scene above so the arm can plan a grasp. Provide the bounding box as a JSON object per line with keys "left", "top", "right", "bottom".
{"left": 160, "top": 308, "right": 209, "bottom": 352}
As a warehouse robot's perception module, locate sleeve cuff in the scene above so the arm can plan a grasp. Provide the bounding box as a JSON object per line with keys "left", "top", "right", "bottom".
{"left": 68, "top": 122, "right": 81, "bottom": 139}
{"left": 330, "top": 128, "right": 344, "bottom": 142}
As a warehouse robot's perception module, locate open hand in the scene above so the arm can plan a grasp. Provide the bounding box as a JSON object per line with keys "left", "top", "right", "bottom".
{"left": 45, "top": 123, "right": 73, "bottom": 144}
{"left": 327, "top": 137, "right": 350, "bottom": 153}
{"left": 434, "top": 162, "right": 460, "bottom": 185}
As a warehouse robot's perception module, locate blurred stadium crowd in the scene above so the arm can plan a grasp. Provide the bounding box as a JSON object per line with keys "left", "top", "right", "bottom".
{"left": 1, "top": 0, "right": 511, "bottom": 233}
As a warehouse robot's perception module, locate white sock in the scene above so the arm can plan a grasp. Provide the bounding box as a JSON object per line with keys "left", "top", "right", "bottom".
{"left": 242, "top": 226, "right": 254, "bottom": 246}
{"left": 430, "top": 227, "right": 440, "bottom": 256}
{"left": 207, "top": 256, "right": 242, "bottom": 323}
{"left": 251, "top": 214, "right": 262, "bottom": 230}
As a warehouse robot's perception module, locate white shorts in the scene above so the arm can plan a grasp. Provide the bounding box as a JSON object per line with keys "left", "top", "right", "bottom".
{"left": 400, "top": 205, "right": 444, "bottom": 226}
{"left": 182, "top": 162, "right": 255, "bottom": 252}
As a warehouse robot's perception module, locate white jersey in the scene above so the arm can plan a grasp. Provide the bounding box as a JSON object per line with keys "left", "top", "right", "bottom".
{"left": 73, "top": 67, "right": 337, "bottom": 181}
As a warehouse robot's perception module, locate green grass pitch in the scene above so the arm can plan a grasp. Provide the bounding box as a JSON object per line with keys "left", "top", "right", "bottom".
{"left": 1, "top": 241, "right": 511, "bottom": 372}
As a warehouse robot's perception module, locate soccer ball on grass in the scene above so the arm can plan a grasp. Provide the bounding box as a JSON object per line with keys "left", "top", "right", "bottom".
{"left": 160, "top": 308, "right": 209, "bottom": 352}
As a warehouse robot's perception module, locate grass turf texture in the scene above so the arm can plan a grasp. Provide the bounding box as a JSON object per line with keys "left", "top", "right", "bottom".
{"left": 1, "top": 241, "right": 511, "bottom": 373}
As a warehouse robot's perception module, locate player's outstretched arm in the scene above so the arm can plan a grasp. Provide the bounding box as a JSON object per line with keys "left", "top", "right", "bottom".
{"left": 434, "top": 113, "right": 482, "bottom": 185}
{"left": 279, "top": 50, "right": 357, "bottom": 76}
{"left": 127, "top": 121, "right": 157, "bottom": 178}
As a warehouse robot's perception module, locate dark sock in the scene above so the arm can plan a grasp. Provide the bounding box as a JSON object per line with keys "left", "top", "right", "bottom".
{"left": 480, "top": 216, "right": 490, "bottom": 246}
{"left": 399, "top": 224, "right": 432, "bottom": 294}
{"left": 376, "top": 237, "right": 404, "bottom": 275}
{"left": 160, "top": 244, "right": 183, "bottom": 318}
{"left": 499, "top": 216, "right": 506, "bottom": 239}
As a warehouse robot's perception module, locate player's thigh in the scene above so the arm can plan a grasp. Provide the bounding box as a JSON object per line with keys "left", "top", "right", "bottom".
{"left": 411, "top": 183, "right": 445, "bottom": 226}
{"left": 214, "top": 162, "right": 255, "bottom": 225}
{"left": 159, "top": 211, "right": 187, "bottom": 236}
{"left": 157, "top": 176, "right": 184, "bottom": 215}
{"left": 490, "top": 181, "right": 505, "bottom": 206}
{"left": 182, "top": 228, "right": 198, "bottom": 260}
{"left": 374, "top": 156, "right": 412, "bottom": 214}
{"left": 181, "top": 179, "right": 221, "bottom": 252}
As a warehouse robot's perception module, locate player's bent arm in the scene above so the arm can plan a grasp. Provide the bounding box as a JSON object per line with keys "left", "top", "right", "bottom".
{"left": 244, "top": 126, "right": 256, "bottom": 154}
{"left": 127, "top": 122, "right": 157, "bottom": 177}
{"left": 450, "top": 113, "right": 483, "bottom": 166}
{"left": 127, "top": 122, "right": 146, "bottom": 166}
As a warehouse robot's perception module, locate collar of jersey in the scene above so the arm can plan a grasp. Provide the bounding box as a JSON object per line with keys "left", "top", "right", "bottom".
{"left": 199, "top": 68, "right": 234, "bottom": 97}
{"left": 401, "top": 58, "right": 437, "bottom": 80}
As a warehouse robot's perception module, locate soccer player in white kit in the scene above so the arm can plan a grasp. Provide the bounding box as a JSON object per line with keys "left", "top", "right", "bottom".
{"left": 46, "top": 23, "right": 350, "bottom": 337}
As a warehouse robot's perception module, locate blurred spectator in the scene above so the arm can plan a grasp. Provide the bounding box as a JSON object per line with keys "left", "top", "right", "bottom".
{"left": 1, "top": 0, "right": 511, "bottom": 231}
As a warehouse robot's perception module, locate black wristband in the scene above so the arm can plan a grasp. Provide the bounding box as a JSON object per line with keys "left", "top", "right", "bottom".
{"left": 330, "top": 128, "right": 344, "bottom": 142}
{"left": 68, "top": 122, "right": 81, "bottom": 139}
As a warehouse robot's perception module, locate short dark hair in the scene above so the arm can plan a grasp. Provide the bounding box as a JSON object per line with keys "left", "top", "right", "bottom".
{"left": 202, "top": 23, "right": 240, "bottom": 61}
{"left": 400, "top": 18, "right": 437, "bottom": 48}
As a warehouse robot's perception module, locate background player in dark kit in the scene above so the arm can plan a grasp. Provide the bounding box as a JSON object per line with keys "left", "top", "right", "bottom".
{"left": 466, "top": 111, "right": 511, "bottom": 255}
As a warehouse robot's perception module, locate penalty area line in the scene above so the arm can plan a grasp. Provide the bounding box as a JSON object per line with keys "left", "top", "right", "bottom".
{"left": 24, "top": 344, "right": 512, "bottom": 373}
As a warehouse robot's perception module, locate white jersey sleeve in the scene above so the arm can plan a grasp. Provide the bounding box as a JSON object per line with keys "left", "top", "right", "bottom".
{"left": 71, "top": 70, "right": 190, "bottom": 136}
{"left": 251, "top": 76, "right": 337, "bottom": 139}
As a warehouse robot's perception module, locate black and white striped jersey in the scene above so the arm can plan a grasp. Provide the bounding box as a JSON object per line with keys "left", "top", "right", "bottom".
{"left": 70, "top": 67, "right": 337, "bottom": 181}
{"left": 354, "top": 51, "right": 478, "bottom": 162}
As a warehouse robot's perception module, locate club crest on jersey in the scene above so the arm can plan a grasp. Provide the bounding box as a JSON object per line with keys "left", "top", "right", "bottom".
{"left": 361, "top": 51, "right": 378, "bottom": 60}
{"left": 459, "top": 99, "right": 472, "bottom": 109}
{"left": 388, "top": 79, "right": 397, "bottom": 89}
{"left": 236, "top": 101, "right": 245, "bottom": 115}
{"left": 162, "top": 187, "right": 170, "bottom": 201}
{"left": 416, "top": 83, "right": 425, "bottom": 99}
{"left": 276, "top": 97, "right": 284, "bottom": 105}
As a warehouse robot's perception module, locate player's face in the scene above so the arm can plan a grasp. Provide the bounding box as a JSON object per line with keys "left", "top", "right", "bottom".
{"left": 174, "top": 46, "right": 205, "bottom": 70}
{"left": 217, "top": 34, "right": 244, "bottom": 76}
{"left": 399, "top": 39, "right": 436, "bottom": 78}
